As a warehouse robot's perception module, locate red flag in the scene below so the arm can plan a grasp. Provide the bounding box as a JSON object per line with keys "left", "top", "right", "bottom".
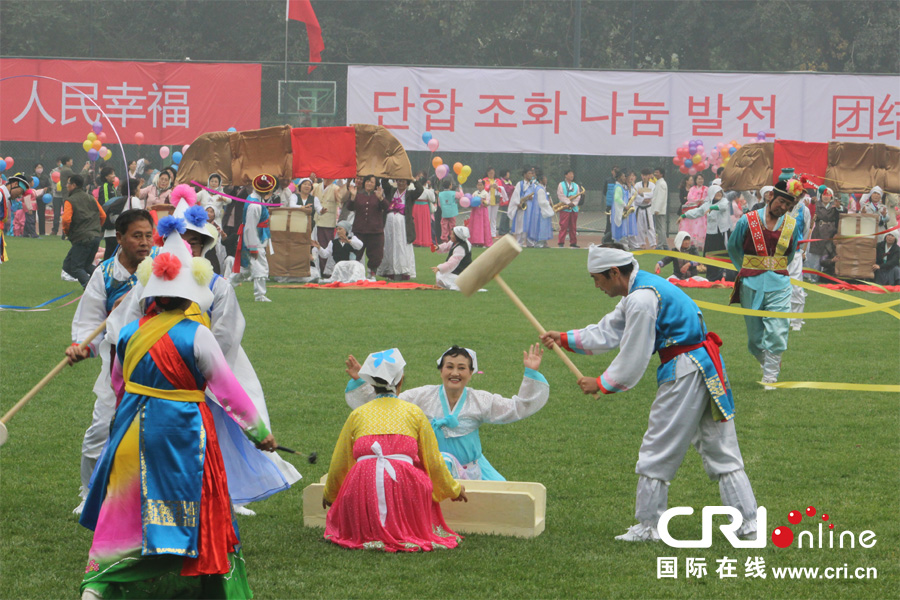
{"left": 291, "top": 126, "right": 357, "bottom": 179}
{"left": 772, "top": 139, "right": 828, "bottom": 187}
{"left": 286, "top": 0, "right": 324, "bottom": 74}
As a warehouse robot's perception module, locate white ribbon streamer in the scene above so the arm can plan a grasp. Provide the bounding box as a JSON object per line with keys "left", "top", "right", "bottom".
{"left": 358, "top": 441, "right": 414, "bottom": 526}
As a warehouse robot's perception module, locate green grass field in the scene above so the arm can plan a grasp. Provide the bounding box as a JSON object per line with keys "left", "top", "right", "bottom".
{"left": 1, "top": 235, "right": 898, "bottom": 599}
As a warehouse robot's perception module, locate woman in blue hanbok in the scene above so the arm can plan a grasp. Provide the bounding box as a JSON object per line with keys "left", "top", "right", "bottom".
{"left": 345, "top": 345, "right": 549, "bottom": 480}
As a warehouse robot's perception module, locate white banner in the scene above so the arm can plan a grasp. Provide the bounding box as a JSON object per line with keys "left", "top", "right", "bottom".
{"left": 347, "top": 66, "right": 900, "bottom": 156}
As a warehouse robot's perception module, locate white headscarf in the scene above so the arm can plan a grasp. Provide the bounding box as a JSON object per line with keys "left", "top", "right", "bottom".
{"left": 674, "top": 231, "right": 692, "bottom": 251}
{"left": 706, "top": 185, "right": 724, "bottom": 202}
{"left": 759, "top": 185, "right": 774, "bottom": 203}
{"left": 862, "top": 185, "right": 884, "bottom": 204}
{"left": 436, "top": 347, "right": 478, "bottom": 372}
{"left": 587, "top": 244, "right": 639, "bottom": 274}
{"left": 453, "top": 225, "right": 471, "bottom": 250}
{"left": 358, "top": 348, "right": 406, "bottom": 393}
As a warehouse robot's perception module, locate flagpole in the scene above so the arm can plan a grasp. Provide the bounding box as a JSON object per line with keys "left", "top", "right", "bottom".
{"left": 284, "top": 0, "right": 289, "bottom": 82}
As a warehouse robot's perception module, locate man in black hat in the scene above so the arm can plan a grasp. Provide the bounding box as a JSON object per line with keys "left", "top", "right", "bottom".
{"left": 727, "top": 177, "right": 805, "bottom": 389}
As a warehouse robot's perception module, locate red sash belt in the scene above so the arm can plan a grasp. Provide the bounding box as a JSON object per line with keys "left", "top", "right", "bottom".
{"left": 232, "top": 224, "right": 245, "bottom": 273}
{"left": 658, "top": 332, "right": 728, "bottom": 394}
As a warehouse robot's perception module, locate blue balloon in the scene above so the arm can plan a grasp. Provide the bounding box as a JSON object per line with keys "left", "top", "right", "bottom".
{"left": 470, "top": 195, "right": 482, "bottom": 208}
{"left": 172, "top": 151, "right": 183, "bottom": 165}
{"left": 42, "top": 193, "right": 52, "bottom": 204}
{"left": 227, "top": 127, "right": 237, "bottom": 132}
{"left": 170, "top": 164, "right": 179, "bottom": 172}
{"left": 729, "top": 147, "right": 737, "bottom": 155}
{"left": 422, "top": 132, "right": 433, "bottom": 144}
{"left": 683, "top": 159, "right": 693, "bottom": 168}
{"left": 0, "top": 160, "right": 6, "bottom": 171}
{"left": 32, "top": 176, "right": 39, "bottom": 187}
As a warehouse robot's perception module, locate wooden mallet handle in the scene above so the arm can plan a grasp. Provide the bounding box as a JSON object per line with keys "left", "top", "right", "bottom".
{"left": 1, "top": 320, "right": 108, "bottom": 427}
{"left": 493, "top": 275, "right": 592, "bottom": 390}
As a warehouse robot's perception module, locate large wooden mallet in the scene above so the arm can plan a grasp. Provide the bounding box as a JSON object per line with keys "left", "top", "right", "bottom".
{"left": 0, "top": 320, "right": 108, "bottom": 447}
{"left": 456, "top": 235, "right": 587, "bottom": 384}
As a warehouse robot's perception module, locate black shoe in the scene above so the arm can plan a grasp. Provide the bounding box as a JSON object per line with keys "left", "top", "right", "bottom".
{"left": 570, "top": 244, "right": 580, "bottom": 248}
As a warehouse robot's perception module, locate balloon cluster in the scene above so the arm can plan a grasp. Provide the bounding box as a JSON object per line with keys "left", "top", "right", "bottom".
{"left": 672, "top": 139, "right": 709, "bottom": 176}
{"left": 423, "top": 131, "right": 472, "bottom": 183}
{"left": 672, "top": 138, "right": 745, "bottom": 175}
{"left": 82, "top": 121, "right": 112, "bottom": 161}
{"left": 0, "top": 156, "right": 12, "bottom": 172}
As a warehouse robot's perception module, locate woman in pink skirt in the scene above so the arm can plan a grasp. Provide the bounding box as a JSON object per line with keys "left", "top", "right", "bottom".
{"left": 412, "top": 175, "right": 435, "bottom": 247}
{"left": 467, "top": 179, "right": 493, "bottom": 247}
{"left": 679, "top": 174, "right": 709, "bottom": 250}
{"left": 324, "top": 348, "right": 468, "bottom": 552}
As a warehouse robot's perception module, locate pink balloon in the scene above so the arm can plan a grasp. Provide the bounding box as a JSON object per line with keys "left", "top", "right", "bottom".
{"left": 98, "top": 132, "right": 108, "bottom": 142}
{"left": 99, "top": 146, "right": 108, "bottom": 156}
{"left": 696, "top": 145, "right": 704, "bottom": 154}
{"left": 459, "top": 197, "right": 471, "bottom": 208}
{"left": 455, "top": 190, "right": 463, "bottom": 200}
{"left": 159, "top": 146, "right": 170, "bottom": 159}
{"left": 288, "top": 183, "right": 296, "bottom": 192}
{"left": 688, "top": 167, "right": 698, "bottom": 176}
{"left": 182, "top": 144, "right": 190, "bottom": 153}
{"left": 427, "top": 139, "right": 439, "bottom": 152}
{"left": 435, "top": 164, "right": 449, "bottom": 179}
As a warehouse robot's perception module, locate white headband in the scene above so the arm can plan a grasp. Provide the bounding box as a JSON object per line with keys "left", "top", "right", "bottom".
{"left": 587, "top": 244, "right": 638, "bottom": 274}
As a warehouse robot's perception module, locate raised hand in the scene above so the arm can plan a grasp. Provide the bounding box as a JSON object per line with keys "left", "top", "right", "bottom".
{"left": 345, "top": 355, "right": 362, "bottom": 379}
{"left": 523, "top": 343, "right": 544, "bottom": 370}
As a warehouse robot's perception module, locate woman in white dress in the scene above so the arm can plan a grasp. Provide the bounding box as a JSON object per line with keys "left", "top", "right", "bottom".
{"left": 315, "top": 220, "right": 366, "bottom": 283}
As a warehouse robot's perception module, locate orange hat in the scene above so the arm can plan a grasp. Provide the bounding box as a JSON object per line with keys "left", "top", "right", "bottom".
{"left": 252, "top": 173, "right": 277, "bottom": 194}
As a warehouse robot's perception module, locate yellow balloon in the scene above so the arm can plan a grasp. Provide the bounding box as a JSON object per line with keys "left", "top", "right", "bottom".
{"left": 458, "top": 174, "right": 468, "bottom": 184}
{"left": 87, "top": 132, "right": 97, "bottom": 142}
{"left": 104, "top": 150, "right": 112, "bottom": 160}
{"left": 461, "top": 165, "right": 472, "bottom": 177}
{"left": 82, "top": 140, "right": 92, "bottom": 152}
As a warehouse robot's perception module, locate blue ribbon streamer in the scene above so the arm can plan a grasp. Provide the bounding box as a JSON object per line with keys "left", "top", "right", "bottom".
{"left": 0, "top": 291, "right": 73, "bottom": 310}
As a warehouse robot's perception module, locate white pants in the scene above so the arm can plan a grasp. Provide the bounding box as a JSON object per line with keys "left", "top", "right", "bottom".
{"left": 435, "top": 270, "right": 460, "bottom": 290}
{"left": 633, "top": 365, "right": 756, "bottom": 528}
{"left": 79, "top": 344, "right": 116, "bottom": 497}
{"left": 788, "top": 253, "right": 806, "bottom": 329}
{"left": 249, "top": 250, "right": 268, "bottom": 298}
{"left": 488, "top": 205, "right": 500, "bottom": 237}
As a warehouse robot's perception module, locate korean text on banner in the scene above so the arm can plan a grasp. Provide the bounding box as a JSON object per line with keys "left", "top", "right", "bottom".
{"left": 346, "top": 66, "right": 900, "bottom": 157}
{"left": 0, "top": 58, "right": 262, "bottom": 146}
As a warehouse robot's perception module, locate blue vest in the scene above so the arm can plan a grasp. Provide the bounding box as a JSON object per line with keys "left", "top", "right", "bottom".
{"left": 100, "top": 247, "right": 159, "bottom": 314}
{"left": 630, "top": 270, "right": 735, "bottom": 420}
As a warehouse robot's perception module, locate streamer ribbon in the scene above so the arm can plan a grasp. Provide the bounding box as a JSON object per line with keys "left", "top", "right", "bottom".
{"left": 760, "top": 381, "right": 899, "bottom": 393}
{"left": 191, "top": 181, "right": 283, "bottom": 207}
{"left": 0, "top": 291, "right": 78, "bottom": 312}
{"left": 633, "top": 249, "right": 900, "bottom": 320}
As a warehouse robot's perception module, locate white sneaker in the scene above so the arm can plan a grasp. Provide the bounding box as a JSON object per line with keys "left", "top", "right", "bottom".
{"left": 233, "top": 504, "right": 256, "bottom": 516}
{"left": 791, "top": 324, "right": 802, "bottom": 332}
{"left": 615, "top": 523, "right": 660, "bottom": 542}
{"left": 761, "top": 377, "right": 777, "bottom": 391}
{"left": 61, "top": 269, "right": 78, "bottom": 282}
{"left": 73, "top": 498, "right": 86, "bottom": 515}
{"left": 254, "top": 295, "right": 272, "bottom": 302}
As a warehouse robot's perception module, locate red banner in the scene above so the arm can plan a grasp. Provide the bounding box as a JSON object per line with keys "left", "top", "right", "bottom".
{"left": 0, "top": 59, "right": 261, "bottom": 146}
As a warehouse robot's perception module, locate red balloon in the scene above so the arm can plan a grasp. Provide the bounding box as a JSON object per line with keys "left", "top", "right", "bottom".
{"left": 51, "top": 171, "right": 61, "bottom": 183}
{"left": 679, "top": 166, "right": 689, "bottom": 174}
{"left": 676, "top": 147, "right": 689, "bottom": 158}
{"left": 134, "top": 132, "right": 145, "bottom": 145}
{"left": 4, "top": 157, "right": 13, "bottom": 170}
{"left": 672, "top": 156, "right": 681, "bottom": 166}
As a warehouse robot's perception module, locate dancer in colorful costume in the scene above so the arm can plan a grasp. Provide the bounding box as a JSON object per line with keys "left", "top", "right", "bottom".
{"left": 541, "top": 244, "right": 757, "bottom": 542}
{"left": 66, "top": 209, "right": 157, "bottom": 514}
{"left": 325, "top": 348, "right": 468, "bottom": 552}
{"left": 79, "top": 229, "right": 275, "bottom": 599}
{"left": 232, "top": 174, "right": 275, "bottom": 302}
{"left": 107, "top": 187, "right": 301, "bottom": 514}
{"left": 0, "top": 173, "right": 31, "bottom": 263}
{"left": 727, "top": 178, "right": 804, "bottom": 388}
{"left": 345, "top": 344, "right": 548, "bottom": 481}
